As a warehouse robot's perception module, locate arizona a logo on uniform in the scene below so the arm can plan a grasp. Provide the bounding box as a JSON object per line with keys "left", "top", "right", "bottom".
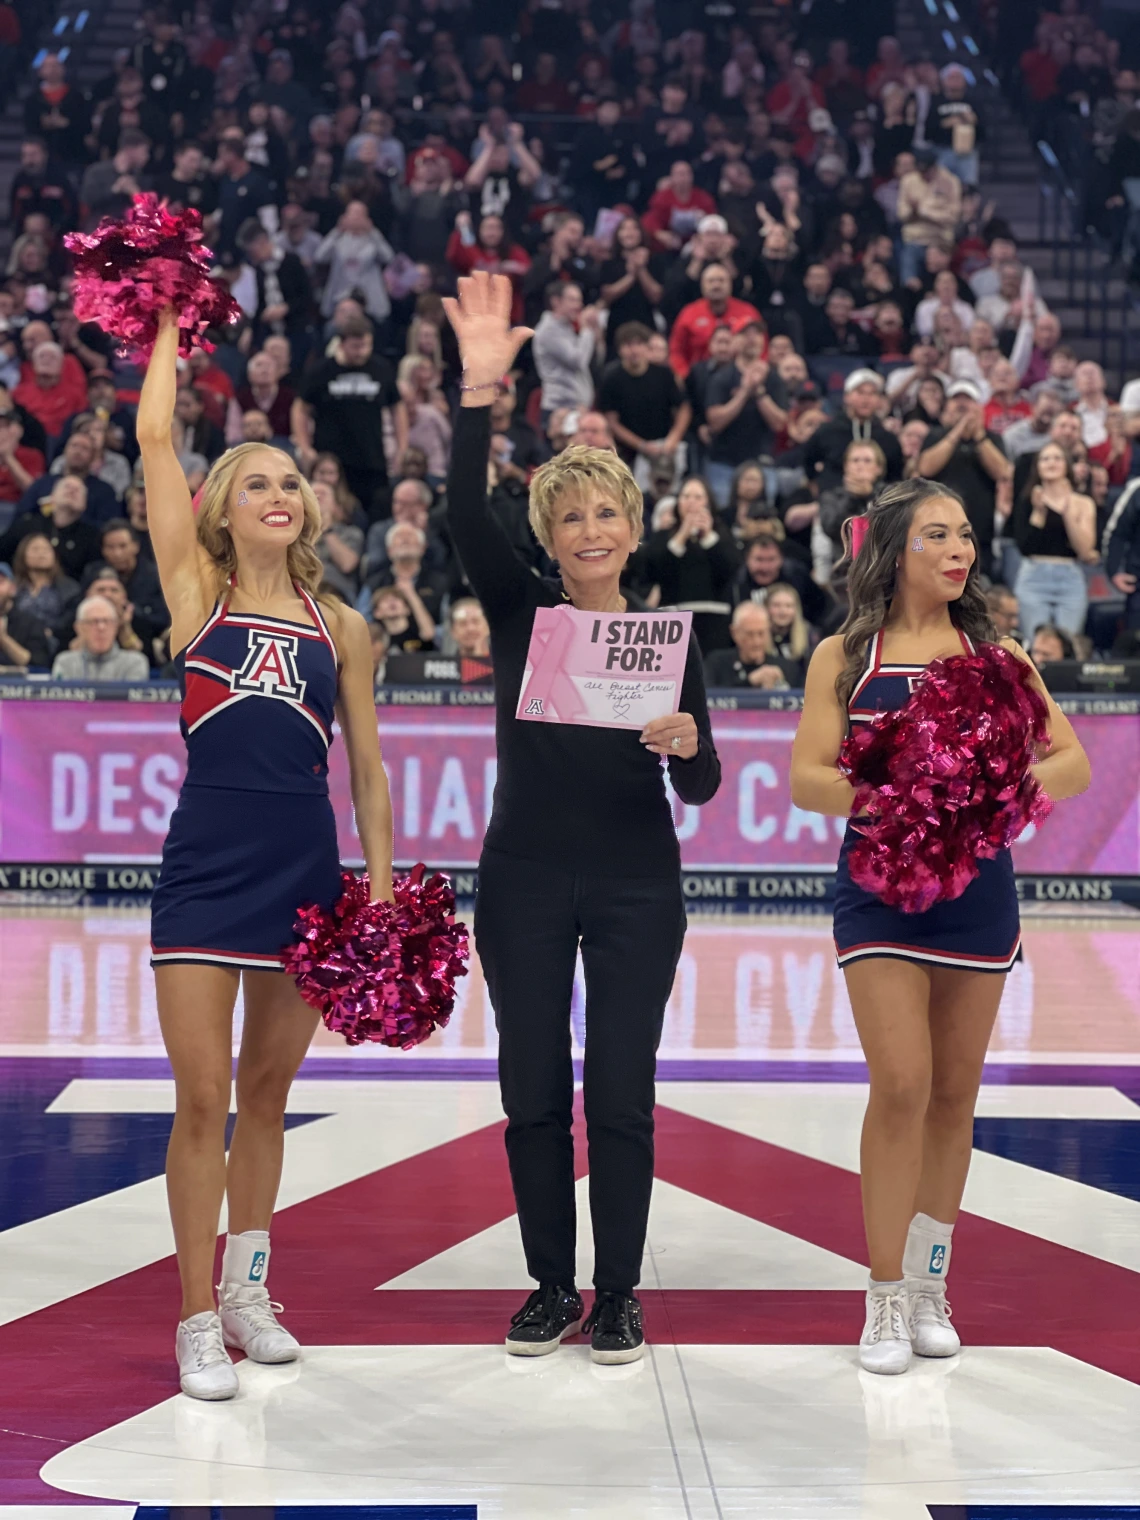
{"left": 232, "top": 629, "right": 308, "bottom": 702}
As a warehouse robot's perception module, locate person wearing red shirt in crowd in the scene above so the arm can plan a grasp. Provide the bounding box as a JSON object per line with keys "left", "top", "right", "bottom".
{"left": 514, "top": 52, "right": 576, "bottom": 115}
{"left": 446, "top": 213, "right": 531, "bottom": 325}
{"left": 1020, "top": 27, "right": 1065, "bottom": 104}
{"left": 0, "top": 411, "right": 43, "bottom": 511}
{"left": 13, "top": 342, "right": 88, "bottom": 443}
{"left": 864, "top": 36, "right": 909, "bottom": 101}
{"left": 1089, "top": 405, "right": 1133, "bottom": 486}
{"left": 669, "top": 264, "right": 764, "bottom": 380}
{"left": 983, "top": 360, "right": 1033, "bottom": 435}
{"left": 641, "top": 161, "right": 717, "bottom": 254}
{"left": 406, "top": 134, "right": 467, "bottom": 186}
{"left": 766, "top": 51, "right": 826, "bottom": 159}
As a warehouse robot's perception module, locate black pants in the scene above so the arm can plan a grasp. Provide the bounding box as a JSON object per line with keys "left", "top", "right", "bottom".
{"left": 342, "top": 467, "right": 390, "bottom": 522}
{"left": 475, "top": 847, "right": 686, "bottom": 1294}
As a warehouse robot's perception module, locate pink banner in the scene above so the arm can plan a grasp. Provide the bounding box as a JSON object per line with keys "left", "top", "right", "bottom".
{"left": 0, "top": 702, "right": 1136, "bottom": 873}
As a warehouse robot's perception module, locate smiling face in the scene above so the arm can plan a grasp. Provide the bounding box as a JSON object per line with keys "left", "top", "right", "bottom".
{"left": 765, "top": 588, "right": 796, "bottom": 632}
{"left": 898, "top": 495, "right": 975, "bottom": 603}
{"left": 548, "top": 487, "right": 636, "bottom": 594}
{"left": 227, "top": 450, "right": 305, "bottom": 549}
{"left": 1035, "top": 441, "right": 1069, "bottom": 485}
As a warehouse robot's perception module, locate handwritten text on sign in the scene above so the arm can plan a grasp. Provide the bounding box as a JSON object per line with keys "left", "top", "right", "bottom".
{"left": 516, "top": 606, "right": 693, "bottom": 730}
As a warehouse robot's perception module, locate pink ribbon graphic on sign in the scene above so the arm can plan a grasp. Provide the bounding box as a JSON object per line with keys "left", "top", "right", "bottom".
{"left": 519, "top": 607, "right": 586, "bottom": 721}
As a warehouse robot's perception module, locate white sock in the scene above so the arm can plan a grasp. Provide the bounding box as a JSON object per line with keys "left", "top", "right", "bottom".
{"left": 903, "top": 1212, "right": 953, "bottom": 1290}
{"left": 868, "top": 1277, "right": 905, "bottom": 1295}
{"left": 221, "top": 1229, "right": 271, "bottom": 1292}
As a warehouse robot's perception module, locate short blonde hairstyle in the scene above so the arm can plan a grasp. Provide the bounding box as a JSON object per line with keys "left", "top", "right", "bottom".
{"left": 528, "top": 445, "right": 644, "bottom": 555}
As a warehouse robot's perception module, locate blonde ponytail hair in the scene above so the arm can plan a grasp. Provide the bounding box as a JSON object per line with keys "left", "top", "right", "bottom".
{"left": 194, "top": 443, "right": 329, "bottom": 603}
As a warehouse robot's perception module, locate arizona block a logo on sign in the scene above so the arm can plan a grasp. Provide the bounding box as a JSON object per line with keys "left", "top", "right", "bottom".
{"left": 516, "top": 606, "right": 693, "bottom": 730}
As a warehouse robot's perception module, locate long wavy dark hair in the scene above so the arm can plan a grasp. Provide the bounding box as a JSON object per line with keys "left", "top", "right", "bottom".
{"left": 834, "top": 477, "right": 996, "bottom": 706}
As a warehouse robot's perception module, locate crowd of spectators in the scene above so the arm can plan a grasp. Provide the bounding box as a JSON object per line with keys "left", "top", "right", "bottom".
{"left": 2, "top": 0, "right": 1139, "bottom": 695}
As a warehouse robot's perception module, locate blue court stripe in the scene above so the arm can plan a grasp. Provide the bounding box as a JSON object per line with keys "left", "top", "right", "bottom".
{"left": 929, "top": 1507, "right": 1140, "bottom": 1517}
{"left": 972, "top": 1118, "right": 1140, "bottom": 1203}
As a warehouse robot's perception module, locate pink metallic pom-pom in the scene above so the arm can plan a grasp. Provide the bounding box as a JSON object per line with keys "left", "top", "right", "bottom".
{"left": 63, "top": 193, "right": 241, "bottom": 359}
{"left": 838, "top": 643, "right": 1053, "bottom": 914}
{"left": 283, "top": 864, "right": 469, "bottom": 1049}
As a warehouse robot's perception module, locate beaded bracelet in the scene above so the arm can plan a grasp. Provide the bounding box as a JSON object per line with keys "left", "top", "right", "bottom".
{"left": 458, "top": 378, "right": 500, "bottom": 393}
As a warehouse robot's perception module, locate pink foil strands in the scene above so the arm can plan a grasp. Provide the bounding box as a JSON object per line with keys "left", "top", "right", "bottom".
{"left": 284, "top": 865, "right": 469, "bottom": 1049}
{"left": 63, "top": 193, "right": 241, "bottom": 360}
{"left": 838, "top": 642, "right": 1054, "bottom": 914}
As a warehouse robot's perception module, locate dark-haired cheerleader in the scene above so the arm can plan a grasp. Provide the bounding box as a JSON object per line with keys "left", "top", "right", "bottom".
{"left": 790, "top": 483, "right": 1089, "bottom": 1375}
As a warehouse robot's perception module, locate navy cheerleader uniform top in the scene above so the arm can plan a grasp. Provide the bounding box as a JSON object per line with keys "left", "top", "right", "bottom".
{"left": 832, "top": 624, "right": 1022, "bottom": 973}
{"left": 177, "top": 580, "right": 339, "bottom": 791}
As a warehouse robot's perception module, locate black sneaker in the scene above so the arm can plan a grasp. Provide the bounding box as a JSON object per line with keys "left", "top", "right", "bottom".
{"left": 583, "top": 1291, "right": 645, "bottom": 1365}
{"left": 504, "top": 1283, "right": 584, "bottom": 1357}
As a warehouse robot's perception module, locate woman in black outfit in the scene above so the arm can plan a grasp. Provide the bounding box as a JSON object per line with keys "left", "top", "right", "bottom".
{"left": 443, "top": 273, "right": 721, "bottom": 1365}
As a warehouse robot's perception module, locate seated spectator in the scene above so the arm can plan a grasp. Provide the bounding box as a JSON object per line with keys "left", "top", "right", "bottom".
{"left": 763, "top": 582, "right": 813, "bottom": 685}
{"left": 817, "top": 440, "right": 886, "bottom": 582}
{"left": 1011, "top": 440, "right": 1098, "bottom": 639}
{"left": 725, "top": 461, "right": 782, "bottom": 549}
{"left": 359, "top": 519, "right": 445, "bottom": 627}
{"left": 804, "top": 370, "right": 903, "bottom": 494}
{"left": 598, "top": 321, "right": 690, "bottom": 486}
{"left": 489, "top": 385, "right": 549, "bottom": 477}
{"left": 0, "top": 409, "right": 44, "bottom": 524}
{"left": 13, "top": 340, "right": 87, "bottom": 444}
{"left": 885, "top": 338, "right": 953, "bottom": 414}
{"left": 734, "top": 530, "right": 828, "bottom": 626}
{"left": 1105, "top": 477, "right": 1140, "bottom": 632}
{"left": 71, "top": 567, "right": 149, "bottom": 659}
{"left": 983, "top": 361, "right": 1033, "bottom": 436}
{"left": 236, "top": 352, "right": 296, "bottom": 441}
{"left": 917, "top": 380, "right": 1013, "bottom": 570}
{"left": 0, "top": 557, "right": 53, "bottom": 667}
{"left": 368, "top": 583, "right": 436, "bottom": 654}
{"left": 567, "top": 412, "right": 617, "bottom": 452}
{"left": 10, "top": 531, "right": 77, "bottom": 655}
{"left": 1013, "top": 311, "right": 1063, "bottom": 390}
{"left": 60, "top": 412, "right": 131, "bottom": 501}
{"left": 986, "top": 585, "right": 1021, "bottom": 642}
{"left": 309, "top": 452, "right": 362, "bottom": 524}
{"left": 1003, "top": 388, "right": 1065, "bottom": 460}
{"left": 1030, "top": 623, "right": 1075, "bottom": 668}
{"left": 897, "top": 147, "right": 962, "bottom": 286}
{"left": 96, "top": 518, "right": 167, "bottom": 652}
{"left": 669, "top": 263, "right": 763, "bottom": 380}
{"left": 312, "top": 481, "right": 364, "bottom": 603}
{"left": 0, "top": 473, "right": 100, "bottom": 581}
{"left": 448, "top": 597, "right": 491, "bottom": 659}
{"left": 642, "top": 159, "right": 717, "bottom": 254}
{"left": 641, "top": 475, "right": 741, "bottom": 651}
{"left": 914, "top": 269, "right": 976, "bottom": 340}
{"left": 1074, "top": 361, "right": 1110, "bottom": 449}
{"left": 903, "top": 377, "right": 948, "bottom": 430}
{"left": 51, "top": 593, "right": 149, "bottom": 681}
{"left": 532, "top": 281, "right": 601, "bottom": 419}
{"left": 703, "top": 601, "right": 791, "bottom": 689}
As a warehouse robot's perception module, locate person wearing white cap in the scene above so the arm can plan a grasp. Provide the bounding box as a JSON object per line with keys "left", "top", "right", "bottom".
{"left": 917, "top": 380, "right": 1013, "bottom": 571}
{"left": 803, "top": 370, "right": 903, "bottom": 494}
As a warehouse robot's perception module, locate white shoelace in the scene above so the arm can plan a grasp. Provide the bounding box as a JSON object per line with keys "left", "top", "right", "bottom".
{"left": 219, "top": 1285, "right": 287, "bottom": 1333}
{"left": 866, "top": 1292, "right": 909, "bottom": 1344}
{"left": 910, "top": 1289, "right": 953, "bottom": 1329}
{"left": 184, "top": 1315, "right": 229, "bottom": 1369}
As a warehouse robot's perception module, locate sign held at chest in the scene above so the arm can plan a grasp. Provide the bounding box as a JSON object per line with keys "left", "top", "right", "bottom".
{"left": 516, "top": 605, "right": 692, "bottom": 730}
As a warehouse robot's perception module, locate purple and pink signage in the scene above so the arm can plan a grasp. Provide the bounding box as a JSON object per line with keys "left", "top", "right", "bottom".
{"left": 0, "top": 701, "right": 1136, "bottom": 873}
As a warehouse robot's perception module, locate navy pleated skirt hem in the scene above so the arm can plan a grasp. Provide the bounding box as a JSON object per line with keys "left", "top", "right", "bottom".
{"left": 150, "top": 784, "right": 342, "bottom": 973}
{"left": 832, "top": 825, "right": 1021, "bottom": 974}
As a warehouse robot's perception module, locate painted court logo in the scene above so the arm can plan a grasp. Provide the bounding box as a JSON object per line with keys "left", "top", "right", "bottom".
{"left": 929, "top": 1244, "right": 946, "bottom": 1275}
{"left": 249, "top": 1250, "right": 267, "bottom": 1283}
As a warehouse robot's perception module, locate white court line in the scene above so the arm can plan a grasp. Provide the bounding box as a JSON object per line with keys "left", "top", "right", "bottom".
{"left": 83, "top": 723, "right": 180, "bottom": 734}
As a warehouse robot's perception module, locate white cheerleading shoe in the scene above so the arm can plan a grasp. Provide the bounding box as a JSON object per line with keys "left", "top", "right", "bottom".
{"left": 859, "top": 1287, "right": 912, "bottom": 1375}
{"left": 908, "top": 1285, "right": 960, "bottom": 1357}
{"left": 219, "top": 1283, "right": 301, "bottom": 1364}
{"left": 177, "top": 1311, "right": 240, "bottom": 1400}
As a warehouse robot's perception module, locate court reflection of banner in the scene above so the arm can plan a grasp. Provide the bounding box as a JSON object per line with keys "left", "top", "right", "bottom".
{"left": 4, "top": 915, "right": 1139, "bottom": 1063}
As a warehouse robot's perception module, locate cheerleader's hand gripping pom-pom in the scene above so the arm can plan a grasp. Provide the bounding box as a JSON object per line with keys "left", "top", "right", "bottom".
{"left": 838, "top": 643, "right": 1053, "bottom": 914}
{"left": 63, "top": 193, "right": 241, "bottom": 359}
{"left": 285, "top": 865, "right": 469, "bottom": 1048}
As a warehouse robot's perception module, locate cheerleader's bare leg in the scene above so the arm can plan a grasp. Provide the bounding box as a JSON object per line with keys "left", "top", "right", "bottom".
{"left": 156, "top": 963, "right": 242, "bottom": 1323}
{"left": 228, "top": 970, "right": 321, "bottom": 1233}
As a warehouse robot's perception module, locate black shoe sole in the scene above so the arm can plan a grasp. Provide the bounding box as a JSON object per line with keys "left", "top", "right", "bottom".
{"left": 504, "top": 1315, "right": 585, "bottom": 1357}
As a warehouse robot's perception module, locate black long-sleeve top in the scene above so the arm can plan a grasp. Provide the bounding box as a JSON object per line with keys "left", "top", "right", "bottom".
{"left": 447, "top": 406, "right": 721, "bottom": 876}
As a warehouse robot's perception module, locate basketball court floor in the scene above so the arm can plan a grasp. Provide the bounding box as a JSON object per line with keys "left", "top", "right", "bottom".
{"left": 1, "top": 901, "right": 1139, "bottom": 1518}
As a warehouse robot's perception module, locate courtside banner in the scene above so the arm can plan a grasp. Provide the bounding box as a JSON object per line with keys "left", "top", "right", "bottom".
{"left": 0, "top": 701, "right": 1137, "bottom": 873}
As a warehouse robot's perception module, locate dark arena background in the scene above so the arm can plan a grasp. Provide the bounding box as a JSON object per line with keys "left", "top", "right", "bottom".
{"left": 1, "top": 0, "right": 1140, "bottom": 1513}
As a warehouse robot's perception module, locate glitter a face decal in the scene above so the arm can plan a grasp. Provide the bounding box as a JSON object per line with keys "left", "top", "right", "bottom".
{"left": 912, "top": 536, "right": 924, "bottom": 552}
{"left": 237, "top": 491, "right": 249, "bottom": 505}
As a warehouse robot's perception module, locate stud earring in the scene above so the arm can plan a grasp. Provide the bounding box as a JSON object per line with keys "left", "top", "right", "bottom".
{"left": 221, "top": 517, "right": 229, "bottom": 527}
